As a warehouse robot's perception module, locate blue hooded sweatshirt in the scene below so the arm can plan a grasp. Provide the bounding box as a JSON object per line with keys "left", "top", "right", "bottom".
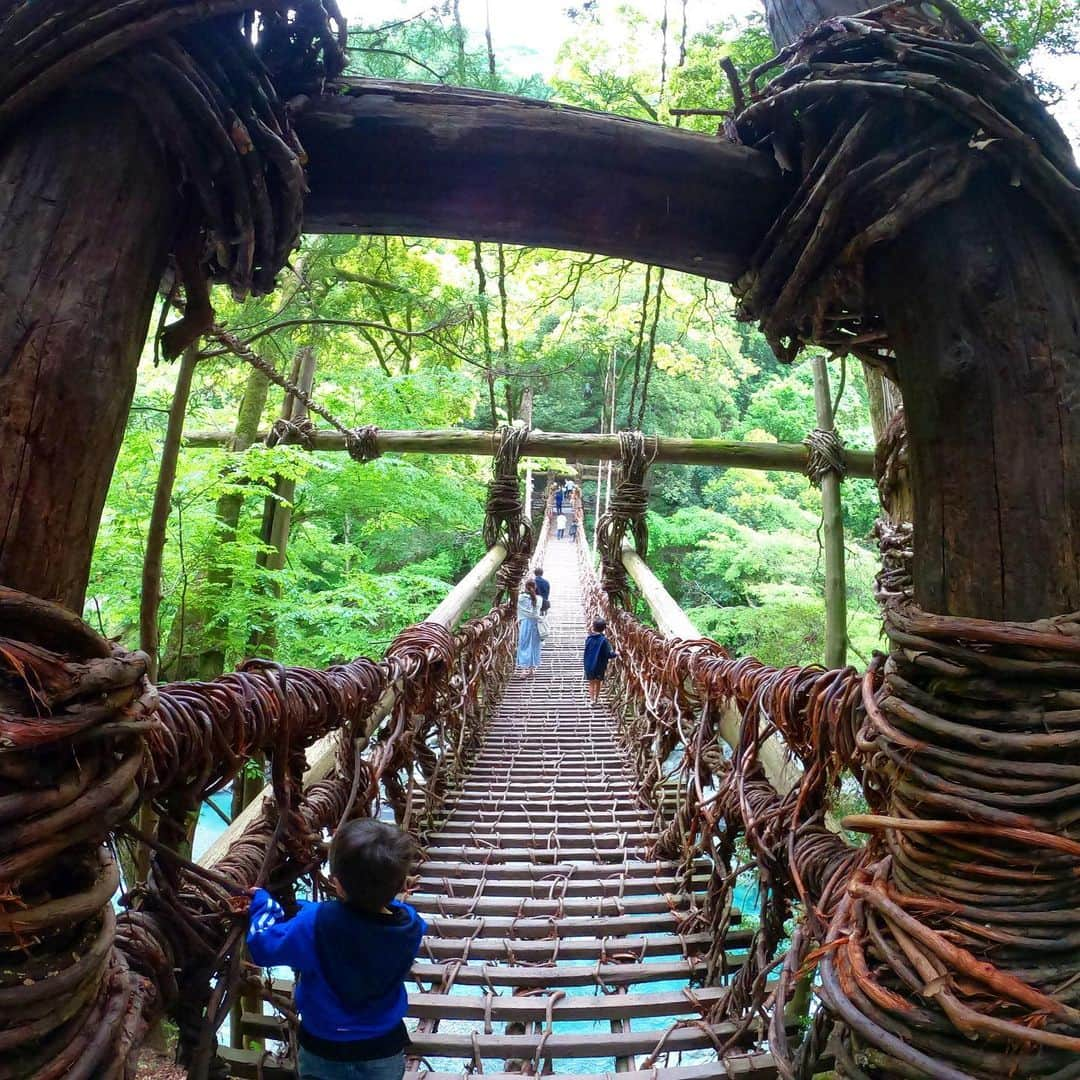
{"left": 247, "top": 888, "right": 427, "bottom": 1044}
{"left": 583, "top": 632, "right": 616, "bottom": 680}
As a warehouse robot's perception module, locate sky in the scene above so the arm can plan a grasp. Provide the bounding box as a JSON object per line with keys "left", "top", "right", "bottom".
{"left": 339, "top": 0, "right": 1078, "bottom": 145}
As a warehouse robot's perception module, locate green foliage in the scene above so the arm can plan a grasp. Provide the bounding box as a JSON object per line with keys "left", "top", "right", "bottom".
{"left": 89, "top": 0, "right": 1079, "bottom": 680}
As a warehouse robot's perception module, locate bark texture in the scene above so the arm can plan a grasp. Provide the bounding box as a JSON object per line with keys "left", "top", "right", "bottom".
{"left": 297, "top": 79, "right": 787, "bottom": 282}
{"left": 871, "top": 173, "right": 1080, "bottom": 619}
{"left": 0, "top": 89, "right": 175, "bottom": 610}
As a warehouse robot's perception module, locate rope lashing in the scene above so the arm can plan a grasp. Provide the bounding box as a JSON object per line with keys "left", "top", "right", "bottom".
{"left": 802, "top": 427, "right": 846, "bottom": 487}
{"left": 0, "top": 3, "right": 347, "bottom": 357}
{"left": 266, "top": 415, "right": 318, "bottom": 450}
{"left": 0, "top": 587, "right": 157, "bottom": 1076}
{"left": 729, "top": 0, "right": 1080, "bottom": 367}
{"left": 211, "top": 327, "right": 385, "bottom": 464}
{"left": 0, "top": 570, "right": 517, "bottom": 1075}
{"left": 345, "top": 425, "right": 382, "bottom": 463}
{"left": 596, "top": 431, "right": 656, "bottom": 606}
{"left": 485, "top": 425, "right": 533, "bottom": 600}
{"left": 581, "top": 498, "right": 1080, "bottom": 1079}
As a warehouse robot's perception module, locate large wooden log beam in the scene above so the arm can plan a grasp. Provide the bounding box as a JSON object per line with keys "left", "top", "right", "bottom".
{"left": 295, "top": 80, "right": 788, "bottom": 282}
{"left": 185, "top": 426, "right": 877, "bottom": 478}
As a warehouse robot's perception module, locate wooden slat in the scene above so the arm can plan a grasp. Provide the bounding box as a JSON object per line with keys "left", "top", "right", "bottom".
{"left": 424, "top": 911, "right": 687, "bottom": 939}
{"left": 411, "top": 874, "right": 706, "bottom": 898}
{"left": 420, "top": 858, "right": 707, "bottom": 880}
{"left": 420, "top": 845, "right": 651, "bottom": 864}
{"left": 407, "top": 891, "right": 705, "bottom": 917}
{"left": 415, "top": 930, "right": 740, "bottom": 962}
{"left": 402, "top": 1063, "right": 778, "bottom": 1080}
{"left": 406, "top": 1021, "right": 765, "bottom": 1059}
{"left": 219, "top": 1050, "right": 777, "bottom": 1080}
{"left": 246, "top": 987, "right": 726, "bottom": 1032}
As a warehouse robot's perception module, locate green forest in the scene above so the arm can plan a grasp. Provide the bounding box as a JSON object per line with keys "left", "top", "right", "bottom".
{"left": 86, "top": 0, "right": 1079, "bottom": 679}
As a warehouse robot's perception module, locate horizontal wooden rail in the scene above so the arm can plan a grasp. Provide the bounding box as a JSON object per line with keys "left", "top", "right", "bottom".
{"left": 185, "top": 427, "right": 877, "bottom": 478}
{"left": 199, "top": 543, "right": 506, "bottom": 869}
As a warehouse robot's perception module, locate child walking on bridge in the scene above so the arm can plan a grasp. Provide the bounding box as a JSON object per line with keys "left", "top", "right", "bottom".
{"left": 247, "top": 819, "right": 426, "bottom": 1080}
{"left": 583, "top": 617, "right": 617, "bottom": 705}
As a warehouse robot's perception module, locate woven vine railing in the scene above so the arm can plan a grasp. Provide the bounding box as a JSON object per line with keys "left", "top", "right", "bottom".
{"left": 0, "top": 587, "right": 515, "bottom": 1078}
{"left": 578, "top": 509, "right": 1080, "bottom": 1077}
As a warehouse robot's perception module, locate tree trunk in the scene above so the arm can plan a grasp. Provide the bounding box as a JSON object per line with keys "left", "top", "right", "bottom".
{"left": 870, "top": 173, "right": 1080, "bottom": 620}
{"left": 248, "top": 346, "right": 317, "bottom": 657}
{"left": 0, "top": 90, "right": 175, "bottom": 610}
{"left": 762, "top": 4, "right": 1080, "bottom": 623}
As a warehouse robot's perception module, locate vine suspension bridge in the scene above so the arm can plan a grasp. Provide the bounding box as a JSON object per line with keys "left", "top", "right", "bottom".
{"left": 1, "top": 1, "right": 1079, "bottom": 1078}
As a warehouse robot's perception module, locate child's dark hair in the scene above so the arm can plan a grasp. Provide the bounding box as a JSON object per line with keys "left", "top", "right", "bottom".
{"left": 330, "top": 819, "right": 414, "bottom": 912}
{"left": 593, "top": 618, "right": 607, "bottom": 632}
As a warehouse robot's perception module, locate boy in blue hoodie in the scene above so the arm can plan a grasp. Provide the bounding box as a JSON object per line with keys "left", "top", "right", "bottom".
{"left": 247, "top": 819, "right": 426, "bottom": 1080}
{"left": 583, "top": 617, "right": 617, "bottom": 705}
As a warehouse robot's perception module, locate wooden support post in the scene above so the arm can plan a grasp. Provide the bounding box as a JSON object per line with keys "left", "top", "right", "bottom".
{"left": 0, "top": 91, "right": 176, "bottom": 610}
{"left": 201, "top": 543, "right": 508, "bottom": 871}
{"left": 268, "top": 347, "right": 317, "bottom": 574}
{"left": 140, "top": 347, "right": 200, "bottom": 683}
{"left": 521, "top": 389, "right": 534, "bottom": 521}
{"left": 811, "top": 356, "right": 847, "bottom": 669}
{"left": 185, "top": 427, "right": 877, "bottom": 478}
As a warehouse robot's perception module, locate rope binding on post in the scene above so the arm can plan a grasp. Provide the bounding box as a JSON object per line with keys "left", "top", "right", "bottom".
{"left": 803, "top": 427, "right": 846, "bottom": 486}
{"left": 484, "top": 425, "right": 533, "bottom": 602}
{"left": 595, "top": 431, "right": 657, "bottom": 606}
{"left": 728, "top": 0, "right": 1080, "bottom": 370}
{"left": 0, "top": 2, "right": 349, "bottom": 360}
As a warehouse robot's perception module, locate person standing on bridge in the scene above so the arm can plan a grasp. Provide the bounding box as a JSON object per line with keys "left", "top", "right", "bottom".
{"left": 554, "top": 485, "right": 564, "bottom": 514}
{"left": 516, "top": 579, "right": 543, "bottom": 676}
{"left": 583, "top": 618, "right": 617, "bottom": 705}
{"left": 246, "top": 819, "right": 426, "bottom": 1080}
{"left": 555, "top": 511, "right": 567, "bottom": 539}
{"left": 533, "top": 565, "right": 551, "bottom": 613}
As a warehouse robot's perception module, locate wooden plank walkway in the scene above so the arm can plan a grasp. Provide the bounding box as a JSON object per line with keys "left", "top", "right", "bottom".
{"left": 223, "top": 538, "right": 773, "bottom": 1078}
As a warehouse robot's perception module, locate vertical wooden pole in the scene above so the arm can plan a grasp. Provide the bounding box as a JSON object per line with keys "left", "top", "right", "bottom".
{"left": 140, "top": 346, "right": 201, "bottom": 683}
{"left": 811, "top": 355, "right": 847, "bottom": 668}
{"left": 521, "top": 388, "right": 534, "bottom": 520}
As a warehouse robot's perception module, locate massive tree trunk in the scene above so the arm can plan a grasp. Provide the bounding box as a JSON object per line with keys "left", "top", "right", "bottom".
{"left": 763, "top": 1, "right": 1080, "bottom": 621}
{"left": 0, "top": 89, "right": 176, "bottom": 610}
{"left": 871, "top": 174, "right": 1080, "bottom": 620}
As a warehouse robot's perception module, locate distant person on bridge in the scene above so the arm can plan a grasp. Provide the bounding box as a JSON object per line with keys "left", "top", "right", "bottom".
{"left": 554, "top": 486, "right": 564, "bottom": 514}
{"left": 516, "top": 579, "right": 543, "bottom": 676}
{"left": 246, "top": 819, "right": 426, "bottom": 1080}
{"left": 533, "top": 565, "right": 551, "bottom": 613}
{"left": 556, "top": 512, "right": 567, "bottom": 539}
{"left": 583, "top": 618, "right": 617, "bottom": 705}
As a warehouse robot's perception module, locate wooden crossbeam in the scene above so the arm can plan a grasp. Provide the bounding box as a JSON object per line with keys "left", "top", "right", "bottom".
{"left": 295, "top": 79, "right": 785, "bottom": 282}
{"left": 184, "top": 427, "right": 877, "bottom": 478}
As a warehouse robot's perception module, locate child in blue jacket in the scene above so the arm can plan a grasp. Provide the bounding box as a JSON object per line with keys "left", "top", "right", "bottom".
{"left": 247, "top": 819, "right": 426, "bottom": 1080}
{"left": 583, "top": 618, "right": 617, "bottom": 704}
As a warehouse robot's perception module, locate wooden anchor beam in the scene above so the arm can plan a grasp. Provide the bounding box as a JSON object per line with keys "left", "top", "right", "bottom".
{"left": 295, "top": 80, "right": 787, "bottom": 283}
{"left": 185, "top": 427, "right": 877, "bottom": 479}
